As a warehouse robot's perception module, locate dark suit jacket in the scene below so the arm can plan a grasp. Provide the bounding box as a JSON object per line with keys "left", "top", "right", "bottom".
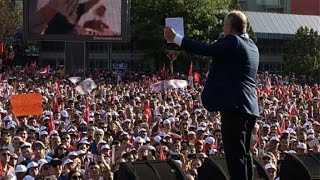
{"left": 181, "top": 34, "right": 259, "bottom": 117}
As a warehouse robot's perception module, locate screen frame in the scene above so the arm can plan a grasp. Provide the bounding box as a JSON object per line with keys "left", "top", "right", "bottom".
{"left": 23, "top": 0, "right": 130, "bottom": 42}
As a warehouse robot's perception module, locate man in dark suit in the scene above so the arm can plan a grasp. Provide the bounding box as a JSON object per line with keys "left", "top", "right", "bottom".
{"left": 164, "top": 11, "right": 259, "bottom": 180}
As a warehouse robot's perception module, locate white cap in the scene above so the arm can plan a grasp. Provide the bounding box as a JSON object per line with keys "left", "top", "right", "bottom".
{"left": 15, "top": 165, "right": 27, "bottom": 173}
{"left": 263, "top": 124, "right": 270, "bottom": 128}
{"left": 297, "top": 143, "right": 307, "bottom": 150}
{"left": 144, "top": 137, "right": 151, "bottom": 142}
{"left": 38, "top": 159, "right": 48, "bottom": 170}
{"left": 39, "top": 126, "right": 47, "bottom": 132}
{"left": 188, "top": 131, "right": 196, "bottom": 135}
{"left": 50, "top": 130, "right": 59, "bottom": 136}
{"left": 23, "top": 175, "right": 35, "bottom": 180}
{"left": 60, "top": 110, "right": 69, "bottom": 118}
{"left": 134, "top": 136, "right": 145, "bottom": 144}
{"left": 265, "top": 163, "right": 277, "bottom": 170}
{"left": 139, "top": 128, "right": 147, "bottom": 133}
{"left": 159, "top": 132, "right": 166, "bottom": 137}
{"left": 270, "top": 136, "right": 280, "bottom": 142}
{"left": 287, "top": 150, "right": 297, "bottom": 154}
{"left": 163, "top": 119, "right": 171, "bottom": 125}
{"left": 21, "top": 142, "right": 32, "bottom": 149}
{"left": 98, "top": 140, "right": 107, "bottom": 145}
{"left": 154, "top": 135, "right": 162, "bottom": 143}
{"left": 40, "top": 131, "right": 48, "bottom": 136}
{"left": 63, "top": 159, "right": 73, "bottom": 166}
{"left": 282, "top": 130, "right": 289, "bottom": 134}
{"left": 6, "top": 123, "right": 15, "bottom": 129}
{"left": 199, "top": 122, "right": 207, "bottom": 127}
{"left": 34, "top": 141, "right": 46, "bottom": 148}
{"left": 288, "top": 128, "right": 296, "bottom": 135}
{"left": 67, "top": 129, "right": 76, "bottom": 133}
{"left": 68, "top": 151, "right": 78, "bottom": 157}
{"left": 27, "top": 162, "right": 38, "bottom": 169}
{"left": 307, "top": 129, "right": 315, "bottom": 134}
{"left": 78, "top": 139, "right": 90, "bottom": 145}
{"left": 101, "top": 144, "right": 110, "bottom": 150}
{"left": 205, "top": 137, "right": 215, "bottom": 145}
{"left": 76, "top": 150, "right": 86, "bottom": 155}
{"left": 197, "top": 127, "right": 206, "bottom": 132}
{"left": 209, "top": 149, "right": 218, "bottom": 155}
{"left": 123, "top": 119, "right": 131, "bottom": 123}
{"left": 45, "top": 111, "right": 53, "bottom": 116}
{"left": 3, "top": 115, "right": 12, "bottom": 121}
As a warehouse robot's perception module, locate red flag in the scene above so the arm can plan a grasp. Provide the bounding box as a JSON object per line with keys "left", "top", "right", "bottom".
{"left": 39, "top": 65, "right": 50, "bottom": 75}
{"left": 289, "top": 104, "right": 296, "bottom": 117}
{"left": 205, "top": 62, "right": 210, "bottom": 72}
{"left": 84, "top": 100, "right": 90, "bottom": 125}
{"left": 276, "top": 126, "right": 282, "bottom": 136}
{"left": 24, "top": 64, "right": 30, "bottom": 74}
{"left": 0, "top": 42, "right": 4, "bottom": 55}
{"left": 160, "top": 63, "right": 166, "bottom": 79}
{"left": 188, "top": 62, "right": 193, "bottom": 76}
{"left": 263, "top": 77, "right": 271, "bottom": 95}
{"left": 159, "top": 144, "right": 166, "bottom": 160}
{"left": 313, "top": 84, "right": 319, "bottom": 95}
{"left": 30, "top": 61, "right": 37, "bottom": 74}
{"left": 202, "top": 144, "right": 206, "bottom": 153}
{"left": 280, "top": 118, "right": 286, "bottom": 132}
{"left": 194, "top": 72, "right": 201, "bottom": 84}
{"left": 53, "top": 97, "right": 59, "bottom": 112}
{"left": 144, "top": 101, "right": 152, "bottom": 124}
{"left": 306, "top": 88, "right": 313, "bottom": 102}
{"left": 49, "top": 115, "right": 55, "bottom": 132}
{"left": 276, "top": 84, "right": 282, "bottom": 96}
{"left": 0, "top": 162, "right": 3, "bottom": 177}
{"left": 130, "top": 135, "right": 134, "bottom": 144}
{"left": 55, "top": 82, "right": 60, "bottom": 94}
{"left": 152, "top": 74, "right": 158, "bottom": 84}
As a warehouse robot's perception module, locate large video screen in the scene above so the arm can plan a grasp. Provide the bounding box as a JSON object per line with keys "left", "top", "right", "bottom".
{"left": 24, "top": 0, "right": 129, "bottom": 42}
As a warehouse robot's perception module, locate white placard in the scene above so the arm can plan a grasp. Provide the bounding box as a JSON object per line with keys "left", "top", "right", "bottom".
{"left": 165, "top": 17, "right": 184, "bottom": 43}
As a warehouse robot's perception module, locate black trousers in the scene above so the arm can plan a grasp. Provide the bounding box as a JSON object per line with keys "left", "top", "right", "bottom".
{"left": 220, "top": 110, "right": 257, "bottom": 180}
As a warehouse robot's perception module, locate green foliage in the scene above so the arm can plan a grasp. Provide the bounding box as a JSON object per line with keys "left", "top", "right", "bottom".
{"left": 284, "top": 26, "right": 320, "bottom": 80}
{"left": 0, "top": 0, "right": 22, "bottom": 42}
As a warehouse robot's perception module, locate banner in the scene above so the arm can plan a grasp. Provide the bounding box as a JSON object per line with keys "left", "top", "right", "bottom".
{"left": 151, "top": 79, "right": 188, "bottom": 92}
{"left": 10, "top": 93, "right": 43, "bottom": 117}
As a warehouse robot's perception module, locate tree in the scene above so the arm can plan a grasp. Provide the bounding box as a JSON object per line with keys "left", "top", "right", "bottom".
{"left": 131, "top": 0, "right": 232, "bottom": 69}
{"left": 284, "top": 26, "right": 320, "bottom": 80}
{"left": 0, "top": 0, "right": 22, "bottom": 43}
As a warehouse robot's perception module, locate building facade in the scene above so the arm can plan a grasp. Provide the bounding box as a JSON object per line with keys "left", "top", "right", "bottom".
{"left": 239, "top": 0, "right": 291, "bottom": 14}
{"left": 291, "top": 0, "right": 320, "bottom": 15}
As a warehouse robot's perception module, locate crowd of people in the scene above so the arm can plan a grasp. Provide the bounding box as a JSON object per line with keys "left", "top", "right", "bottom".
{"left": 0, "top": 65, "right": 319, "bottom": 180}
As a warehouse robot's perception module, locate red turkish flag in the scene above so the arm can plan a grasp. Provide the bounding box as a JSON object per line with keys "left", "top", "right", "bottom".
{"left": 194, "top": 72, "right": 201, "bottom": 83}
{"left": 159, "top": 144, "right": 166, "bottom": 160}
{"left": 84, "top": 101, "right": 90, "bottom": 125}
{"left": 144, "top": 101, "right": 152, "bottom": 124}
{"left": 49, "top": 115, "right": 55, "bottom": 133}
{"left": 189, "top": 62, "right": 193, "bottom": 76}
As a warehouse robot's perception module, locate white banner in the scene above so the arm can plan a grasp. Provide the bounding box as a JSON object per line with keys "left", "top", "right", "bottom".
{"left": 151, "top": 79, "right": 188, "bottom": 92}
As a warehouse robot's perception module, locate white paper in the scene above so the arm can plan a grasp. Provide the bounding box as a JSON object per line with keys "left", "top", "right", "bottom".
{"left": 165, "top": 17, "right": 184, "bottom": 43}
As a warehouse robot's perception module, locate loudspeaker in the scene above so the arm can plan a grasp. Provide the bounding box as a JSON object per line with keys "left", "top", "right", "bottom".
{"left": 280, "top": 153, "right": 320, "bottom": 180}
{"left": 115, "top": 160, "right": 188, "bottom": 180}
{"left": 198, "top": 157, "right": 270, "bottom": 180}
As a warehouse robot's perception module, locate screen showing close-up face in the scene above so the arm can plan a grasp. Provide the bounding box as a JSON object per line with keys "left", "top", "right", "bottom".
{"left": 25, "top": 0, "right": 128, "bottom": 41}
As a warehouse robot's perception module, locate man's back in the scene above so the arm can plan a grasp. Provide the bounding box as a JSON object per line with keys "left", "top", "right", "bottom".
{"left": 181, "top": 34, "right": 260, "bottom": 116}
